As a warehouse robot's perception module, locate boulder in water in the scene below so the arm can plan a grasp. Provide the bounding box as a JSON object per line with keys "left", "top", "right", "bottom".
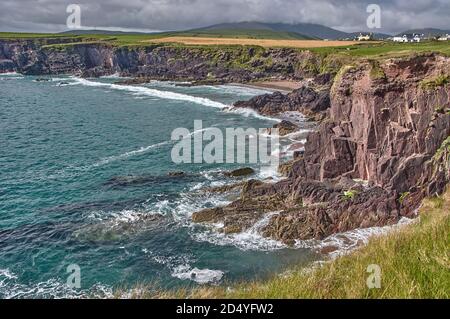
{"left": 224, "top": 167, "right": 255, "bottom": 177}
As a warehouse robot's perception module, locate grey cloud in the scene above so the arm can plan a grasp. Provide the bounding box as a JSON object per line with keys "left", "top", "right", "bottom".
{"left": 0, "top": 0, "right": 448, "bottom": 34}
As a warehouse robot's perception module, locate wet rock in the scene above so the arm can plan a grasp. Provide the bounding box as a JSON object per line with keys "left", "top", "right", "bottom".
{"left": 35, "top": 77, "right": 51, "bottom": 82}
{"left": 268, "top": 120, "right": 299, "bottom": 136}
{"left": 224, "top": 167, "right": 255, "bottom": 177}
{"left": 203, "top": 182, "right": 245, "bottom": 194}
{"left": 192, "top": 207, "right": 225, "bottom": 223}
{"left": 233, "top": 86, "right": 330, "bottom": 121}
{"left": 167, "top": 171, "right": 186, "bottom": 177}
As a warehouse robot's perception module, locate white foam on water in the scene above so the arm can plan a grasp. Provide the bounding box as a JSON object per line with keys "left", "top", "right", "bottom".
{"left": 0, "top": 269, "right": 17, "bottom": 280}
{"left": 0, "top": 71, "right": 21, "bottom": 76}
{"left": 72, "top": 78, "right": 228, "bottom": 109}
{"left": 50, "top": 77, "right": 71, "bottom": 82}
{"left": 0, "top": 269, "right": 112, "bottom": 299}
{"left": 295, "top": 217, "right": 417, "bottom": 258}
{"left": 93, "top": 141, "right": 170, "bottom": 167}
{"left": 211, "top": 84, "right": 272, "bottom": 96}
{"left": 280, "top": 111, "right": 309, "bottom": 124}
{"left": 171, "top": 265, "right": 224, "bottom": 284}
{"left": 42, "top": 140, "right": 171, "bottom": 181}
{"left": 0, "top": 72, "right": 24, "bottom": 80}
{"left": 191, "top": 212, "right": 287, "bottom": 251}
{"left": 146, "top": 80, "right": 193, "bottom": 86}
{"left": 99, "top": 73, "right": 128, "bottom": 79}
{"left": 257, "top": 165, "right": 282, "bottom": 181}
{"left": 225, "top": 107, "right": 281, "bottom": 122}
{"left": 142, "top": 250, "right": 217, "bottom": 284}
{"left": 93, "top": 126, "right": 210, "bottom": 168}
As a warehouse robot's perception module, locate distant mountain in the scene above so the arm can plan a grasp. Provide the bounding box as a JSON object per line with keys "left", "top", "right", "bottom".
{"left": 173, "top": 28, "right": 314, "bottom": 40}
{"left": 396, "top": 28, "right": 450, "bottom": 37}
{"left": 59, "top": 23, "right": 447, "bottom": 41}
{"left": 191, "top": 22, "right": 344, "bottom": 40}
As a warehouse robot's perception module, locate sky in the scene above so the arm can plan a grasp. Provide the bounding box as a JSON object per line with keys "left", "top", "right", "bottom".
{"left": 0, "top": 0, "right": 449, "bottom": 34}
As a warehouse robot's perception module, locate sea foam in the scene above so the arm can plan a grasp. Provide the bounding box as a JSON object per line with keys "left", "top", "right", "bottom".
{"left": 73, "top": 78, "right": 228, "bottom": 109}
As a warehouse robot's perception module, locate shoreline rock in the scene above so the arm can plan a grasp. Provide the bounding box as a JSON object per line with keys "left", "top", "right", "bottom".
{"left": 194, "top": 53, "right": 450, "bottom": 245}
{"left": 224, "top": 167, "right": 255, "bottom": 178}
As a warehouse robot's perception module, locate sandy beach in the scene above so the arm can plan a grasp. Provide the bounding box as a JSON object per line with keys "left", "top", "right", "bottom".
{"left": 233, "top": 80, "right": 302, "bottom": 93}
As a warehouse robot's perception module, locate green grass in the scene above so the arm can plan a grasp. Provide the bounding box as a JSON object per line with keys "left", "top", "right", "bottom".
{"left": 2, "top": 32, "right": 449, "bottom": 57}
{"left": 310, "top": 41, "right": 450, "bottom": 57}
{"left": 343, "top": 190, "right": 359, "bottom": 200}
{"left": 421, "top": 74, "right": 450, "bottom": 90}
{"left": 0, "top": 32, "right": 72, "bottom": 38}
{"left": 118, "top": 188, "right": 450, "bottom": 299}
{"left": 369, "top": 60, "right": 387, "bottom": 80}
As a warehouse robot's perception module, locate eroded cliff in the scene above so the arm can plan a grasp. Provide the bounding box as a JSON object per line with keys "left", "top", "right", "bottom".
{"left": 193, "top": 53, "right": 450, "bottom": 244}
{"left": 0, "top": 39, "right": 327, "bottom": 83}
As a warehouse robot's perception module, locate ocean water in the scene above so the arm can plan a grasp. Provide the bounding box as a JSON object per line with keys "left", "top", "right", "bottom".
{"left": 0, "top": 73, "right": 318, "bottom": 298}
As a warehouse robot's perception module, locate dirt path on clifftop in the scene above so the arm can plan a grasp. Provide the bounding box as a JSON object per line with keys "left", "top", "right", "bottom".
{"left": 144, "top": 37, "right": 359, "bottom": 48}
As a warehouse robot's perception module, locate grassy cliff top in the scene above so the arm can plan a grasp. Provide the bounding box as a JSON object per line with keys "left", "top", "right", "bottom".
{"left": 1, "top": 32, "right": 450, "bottom": 57}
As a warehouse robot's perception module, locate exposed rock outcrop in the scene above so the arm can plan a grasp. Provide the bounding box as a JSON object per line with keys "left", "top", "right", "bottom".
{"left": 233, "top": 86, "right": 331, "bottom": 121}
{"left": 194, "top": 53, "right": 450, "bottom": 244}
{"left": 224, "top": 167, "right": 256, "bottom": 178}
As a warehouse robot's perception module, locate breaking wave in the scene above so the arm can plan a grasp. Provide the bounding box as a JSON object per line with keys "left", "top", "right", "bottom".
{"left": 72, "top": 78, "right": 228, "bottom": 109}
{"left": 295, "top": 217, "right": 416, "bottom": 258}
{"left": 191, "top": 212, "right": 287, "bottom": 251}
{"left": 171, "top": 265, "right": 224, "bottom": 284}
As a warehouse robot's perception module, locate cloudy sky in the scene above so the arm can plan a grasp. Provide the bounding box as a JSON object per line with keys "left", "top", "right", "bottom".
{"left": 1, "top": 0, "right": 449, "bottom": 34}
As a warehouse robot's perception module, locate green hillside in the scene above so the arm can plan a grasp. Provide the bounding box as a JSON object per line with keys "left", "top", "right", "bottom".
{"left": 168, "top": 28, "right": 315, "bottom": 40}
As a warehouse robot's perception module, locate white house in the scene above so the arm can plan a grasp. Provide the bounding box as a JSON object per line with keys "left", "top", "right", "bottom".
{"left": 392, "top": 34, "right": 423, "bottom": 43}
{"left": 392, "top": 35, "right": 409, "bottom": 42}
{"left": 412, "top": 34, "right": 422, "bottom": 42}
{"left": 438, "top": 34, "right": 450, "bottom": 41}
{"left": 357, "top": 33, "right": 373, "bottom": 41}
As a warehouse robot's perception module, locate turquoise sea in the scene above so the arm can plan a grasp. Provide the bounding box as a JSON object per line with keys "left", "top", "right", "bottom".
{"left": 0, "top": 72, "right": 317, "bottom": 298}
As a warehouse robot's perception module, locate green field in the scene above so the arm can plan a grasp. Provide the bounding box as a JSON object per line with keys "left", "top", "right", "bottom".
{"left": 309, "top": 41, "right": 450, "bottom": 57}
{"left": 1, "top": 32, "right": 449, "bottom": 57}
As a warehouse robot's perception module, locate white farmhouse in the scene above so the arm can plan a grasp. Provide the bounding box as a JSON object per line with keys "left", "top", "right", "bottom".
{"left": 357, "top": 33, "right": 373, "bottom": 41}
{"left": 411, "top": 34, "right": 422, "bottom": 42}
{"left": 392, "top": 34, "right": 423, "bottom": 43}
{"left": 392, "top": 35, "right": 409, "bottom": 42}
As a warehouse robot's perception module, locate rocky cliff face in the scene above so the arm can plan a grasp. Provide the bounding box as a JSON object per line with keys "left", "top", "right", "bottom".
{"left": 193, "top": 53, "right": 450, "bottom": 244}
{"left": 292, "top": 54, "right": 450, "bottom": 193}
{"left": 0, "top": 39, "right": 320, "bottom": 83}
